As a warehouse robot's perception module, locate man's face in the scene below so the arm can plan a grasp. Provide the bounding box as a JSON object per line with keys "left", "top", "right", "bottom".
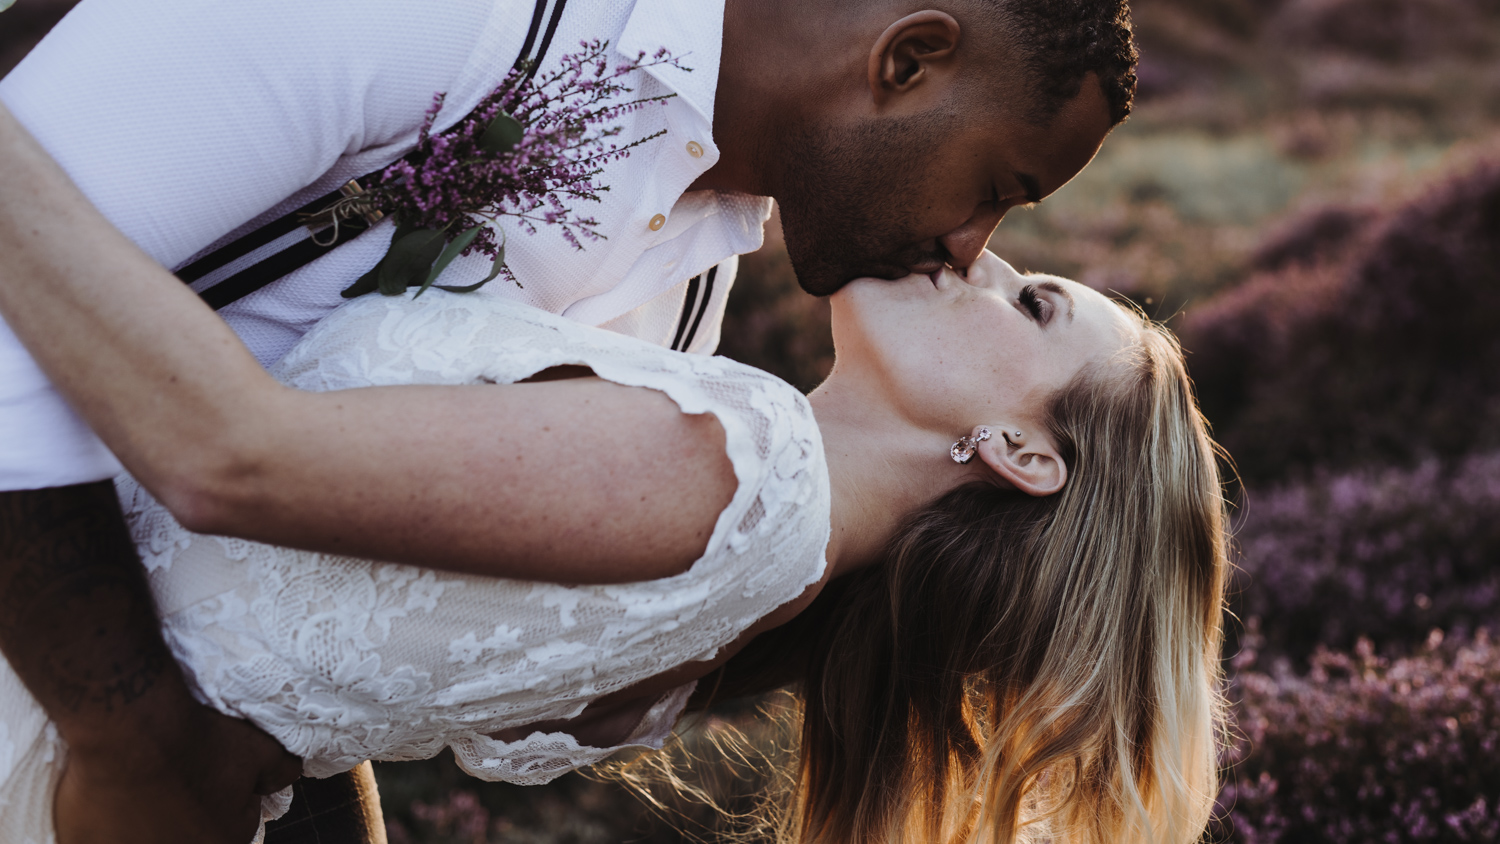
{"left": 776, "top": 77, "right": 1115, "bottom": 296}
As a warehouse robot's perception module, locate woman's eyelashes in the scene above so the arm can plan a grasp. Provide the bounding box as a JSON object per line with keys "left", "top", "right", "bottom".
{"left": 1018, "top": 284, "right": 1053, "bottom": 324}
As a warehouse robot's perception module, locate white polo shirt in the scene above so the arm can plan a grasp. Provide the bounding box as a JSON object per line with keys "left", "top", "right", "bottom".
{"left": 0, "top": 0, "right": 772, "bottom": 491}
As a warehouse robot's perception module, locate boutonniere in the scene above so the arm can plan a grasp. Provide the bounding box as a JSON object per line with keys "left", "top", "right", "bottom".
{"left": 323, "top": 40, "right": 685, "bottom": 299}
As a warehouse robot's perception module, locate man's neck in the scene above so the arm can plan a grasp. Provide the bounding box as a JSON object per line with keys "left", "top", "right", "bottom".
{"left": 690, "top": 0, "right": 862, "bottom": 197}
{"left": 689, "top": 0, "right": 775, "bottom": 194}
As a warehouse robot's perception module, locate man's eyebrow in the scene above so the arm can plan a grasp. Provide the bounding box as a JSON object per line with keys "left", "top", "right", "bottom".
{"left": 1036, "top": 280, "right": 1075, "bottom": 319}
{"left": 1016, "top": 172, "right": 1042, "bottom": 204}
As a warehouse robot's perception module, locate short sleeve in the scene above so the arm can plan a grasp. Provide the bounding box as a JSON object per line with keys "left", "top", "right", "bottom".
{"left": 0, "top": 321, "right": 121, "bottom": 490}
{"left": 0, "top": 0, "right": 497, "bottom": 489}
{"left": 121, "top": 293, "right": 831, "bottom": 780}
{"left": 0, "top": 0, "right": 494, "bottom": 269}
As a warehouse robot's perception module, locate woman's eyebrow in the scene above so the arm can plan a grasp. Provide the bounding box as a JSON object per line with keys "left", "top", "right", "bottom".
{"left": 1036, "top": 280, "right": 1076, "bottom": 319}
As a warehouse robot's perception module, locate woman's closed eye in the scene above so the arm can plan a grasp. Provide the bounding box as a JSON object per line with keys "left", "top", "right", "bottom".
{"left": 1018, "top": 284, "right": 1053, "bottom": 324}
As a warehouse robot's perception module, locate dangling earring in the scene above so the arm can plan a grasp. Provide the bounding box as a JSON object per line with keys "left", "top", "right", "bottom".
{"left": 950, "top": 426, "right": 992, "bottom": 464}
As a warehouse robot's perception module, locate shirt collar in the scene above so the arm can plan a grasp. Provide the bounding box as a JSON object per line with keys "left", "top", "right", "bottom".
{"left": 615, "top": 0, "right": 725, "bottom": 127}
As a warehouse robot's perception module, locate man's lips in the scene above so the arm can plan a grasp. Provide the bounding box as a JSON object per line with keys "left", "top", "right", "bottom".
{"left": 854, "top": 264, "right": 922, "bottom": 282}
{"left": 840, "top": 256, "right": 946, "bottom": 284}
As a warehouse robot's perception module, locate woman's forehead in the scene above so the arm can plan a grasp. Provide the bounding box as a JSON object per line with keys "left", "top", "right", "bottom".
{"left": 1018, "top": 272, "right": 1134, "bottom": 328}
{"left": 979, "top": 254, "right": 1140, "bottom": 347}
{"left": 1054, "top": 277, "right": 1142, "bottom": 353}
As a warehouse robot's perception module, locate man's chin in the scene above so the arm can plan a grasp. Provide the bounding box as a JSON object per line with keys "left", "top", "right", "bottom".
{"left": 793, "top": 273, "right": 844, "bottom": 298}
{"left": 789, "top": 256, "right": 911, "bottom": 297}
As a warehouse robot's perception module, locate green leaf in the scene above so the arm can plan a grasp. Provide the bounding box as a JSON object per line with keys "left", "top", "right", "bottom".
{"left": 414, "top": 225, "right": 483, "bottom": 298}
{"left": 478, "top": 113, "right": 525, "bottom": 154}
{"left": 340, "top": 262, "right": 382, "bottom": 298}
{"left": 378, "top": 228, "right": 447, "bottom": 296}
{"left": 437, "top": 244, "right": 507, "bottom": 293}
{"left": 482, "top": 243, "right": 506, "bottom": 283}
{"left": 434, "top": 278, "right": 496, "bottom": 293}
{"left": 343, "top": 218, "right": 412, "bottom": 298}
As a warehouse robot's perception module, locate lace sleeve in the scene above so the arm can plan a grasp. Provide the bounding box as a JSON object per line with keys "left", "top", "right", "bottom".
{"left": 123, "top": 291, "right": 831, "bottom": 786}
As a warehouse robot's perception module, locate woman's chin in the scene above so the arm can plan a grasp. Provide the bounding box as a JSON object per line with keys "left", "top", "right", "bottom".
{"left": 833, "top": 272, "right": 939, "bottom": 302}
{"left": 828, "top": 273, "right": 942, "bottom": 361}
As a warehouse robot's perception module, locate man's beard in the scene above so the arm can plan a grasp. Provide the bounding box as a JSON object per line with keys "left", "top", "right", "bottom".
{"left": 774, "top": 112, "right": 956, "bottom": 296}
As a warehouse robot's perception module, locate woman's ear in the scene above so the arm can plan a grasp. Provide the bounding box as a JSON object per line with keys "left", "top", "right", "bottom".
{"left": 975, "top": 427, "right": 1068, "bottom": 497}
{"left": 868, "top": 11, "right": 962, "bottom": 108}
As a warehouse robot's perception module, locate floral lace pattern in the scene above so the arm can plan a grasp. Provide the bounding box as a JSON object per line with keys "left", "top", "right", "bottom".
{"left": 117, "top": 292, "right": 830, "bottom": 789}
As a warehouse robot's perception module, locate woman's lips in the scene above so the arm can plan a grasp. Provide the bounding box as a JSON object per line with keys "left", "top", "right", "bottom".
{"left": 929, "top": 266, "right": 965, "bottom": 290}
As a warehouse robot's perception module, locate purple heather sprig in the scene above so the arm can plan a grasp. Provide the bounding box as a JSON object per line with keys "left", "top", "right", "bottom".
{"left": 336, "top": 41, "right": 685, "bottom": 298}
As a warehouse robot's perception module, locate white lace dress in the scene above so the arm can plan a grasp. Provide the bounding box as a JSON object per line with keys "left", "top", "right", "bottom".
{"left": 0, "top": 293, "right": 831, "bottom": 844}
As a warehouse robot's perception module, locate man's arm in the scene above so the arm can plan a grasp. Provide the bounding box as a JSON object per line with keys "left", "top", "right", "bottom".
{"left": 0, "top": 102, "right": 738, "bottom": 586}
{"left": 0, "top": 481, "right": 302, "bottom": 844}
{"left": 0, "top": 3, "right": 490, "bottom": 838}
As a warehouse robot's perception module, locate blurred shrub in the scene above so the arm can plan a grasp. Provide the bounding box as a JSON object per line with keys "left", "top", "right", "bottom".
{"left": 1086, "top": 134, "right": 1306, "bottom": 226}
{"left": 1248, "top": 203, "right": 1379, "bottom": 271}
{"left": 1182, "top": 154, "right": 1500, "bottom": 483}
{"left": 378, "top": 753, "right": 654, "bottom": 844}
{"left": 1210, "top": 632, "right": 1500, "bottom": 844}
{"left": 988, "top": 130, "right": 1295, "bottom": 314}
{"left": 1268, "top": 0, "right": 1495, "bottom": 64}
{"left": 1130, "top": 0, "right": 1267, "bottom": 99}
{"left": 1230, "top": 452, "right": 1500, "bottom": 665}
{"left": 377, "top": 702, "right": 795, "bottom": 844}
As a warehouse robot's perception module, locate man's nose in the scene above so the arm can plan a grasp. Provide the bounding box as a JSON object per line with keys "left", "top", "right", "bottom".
{"left": 939, "top": 205, "right": 1007, "bottom": 271}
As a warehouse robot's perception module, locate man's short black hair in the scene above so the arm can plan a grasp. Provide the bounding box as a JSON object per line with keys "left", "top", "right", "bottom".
{"left": 982, "top": 0, "right": 1139, "bottom": 126}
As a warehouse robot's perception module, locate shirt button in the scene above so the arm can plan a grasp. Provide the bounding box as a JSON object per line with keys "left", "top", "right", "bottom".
{"left": 685, "top": 141, "right": 704, "bottom": 158}
{"left": 648, "top": 213, "right": 667, "bottom": 231}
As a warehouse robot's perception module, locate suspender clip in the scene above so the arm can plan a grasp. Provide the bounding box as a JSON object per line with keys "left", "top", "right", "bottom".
{"left": 300, "top": 180, "right": 385, "bottom": 245}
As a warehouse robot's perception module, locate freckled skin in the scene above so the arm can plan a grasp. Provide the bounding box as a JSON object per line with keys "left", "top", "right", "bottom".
{"left": 830, "top": 251, "right": 1136, "bottom": 436}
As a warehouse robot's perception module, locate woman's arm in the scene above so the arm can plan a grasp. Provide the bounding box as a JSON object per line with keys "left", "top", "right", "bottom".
{"left": 0, "top": 106, "right": 736, "bottom": 584}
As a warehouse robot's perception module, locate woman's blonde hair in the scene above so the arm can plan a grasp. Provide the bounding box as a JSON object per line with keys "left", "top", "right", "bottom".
{"left": 642, "top": 309, "right": 1229, "bottom": 844}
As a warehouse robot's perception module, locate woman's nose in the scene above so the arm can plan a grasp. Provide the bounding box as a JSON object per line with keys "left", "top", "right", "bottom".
{"left": 939, "top": 205, "right": 1007, "bottom": 271}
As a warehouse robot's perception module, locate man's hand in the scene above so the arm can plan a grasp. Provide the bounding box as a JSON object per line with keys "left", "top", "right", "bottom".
{"left": 0, "top": 481, "right": 300, "bottom": 843}
{"left": 56, "top": 700, "right": 302, "bottom": 844}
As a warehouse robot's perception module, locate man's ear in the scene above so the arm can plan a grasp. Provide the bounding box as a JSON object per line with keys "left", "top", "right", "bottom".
{"left": 975, "top": 428, "right": 1068, "bottom": 497}
{"left": 868, "top": 11, "right": 962, "bottom": 109}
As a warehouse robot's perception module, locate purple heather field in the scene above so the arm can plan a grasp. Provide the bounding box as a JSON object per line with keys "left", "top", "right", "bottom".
{"left": 6, "top": 0, "right": 1500, "bottom": 841}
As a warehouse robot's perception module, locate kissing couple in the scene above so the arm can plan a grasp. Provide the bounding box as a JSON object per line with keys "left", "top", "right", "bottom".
{"left": 0, "top": 0, "right": 1229, "bottom": 842}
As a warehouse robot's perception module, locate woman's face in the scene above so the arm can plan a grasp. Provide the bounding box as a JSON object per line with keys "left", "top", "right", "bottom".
{"left": 829, "top": 250, "right": 1136, "bottom": 438}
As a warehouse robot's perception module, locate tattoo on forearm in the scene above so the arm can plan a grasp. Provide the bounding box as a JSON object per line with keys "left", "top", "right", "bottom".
{"left": 0, "top": 481, "right": 174, "bottom": 717}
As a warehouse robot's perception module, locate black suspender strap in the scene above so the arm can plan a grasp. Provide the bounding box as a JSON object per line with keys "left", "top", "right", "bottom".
{"left": 529, "top": 0, "right": 570, "bottom": 85}
{"left": 178, "top": 0, "right": 568, "bottom": 310}
{"left": 512, "top": 0, "right": 552, "bottom": 74}
{"left": 175, "top": 180, "right": 378, "bottom": 298}
{"left": 671, "top": 264, "right": 718, "bottom": 352}
{"left": 670, "top": 274, "right": 702, "bottom": 351}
